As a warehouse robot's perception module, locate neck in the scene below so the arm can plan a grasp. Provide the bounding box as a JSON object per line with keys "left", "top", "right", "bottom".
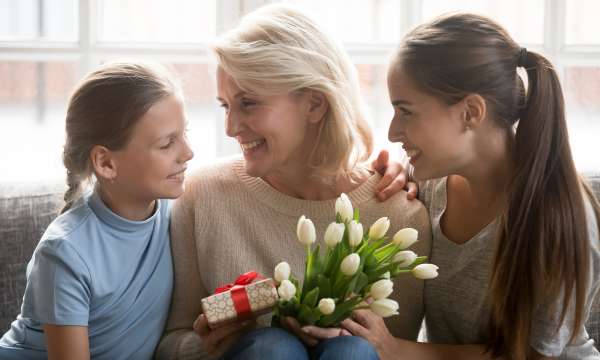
{"left": 456, "top": 130, "right": 515, "bottom": 205}
{"left": 263, "top": 165, "right": 370, "bottom": 201}
{"left": 96, "top": 184, "right": 156, "bottom": 221}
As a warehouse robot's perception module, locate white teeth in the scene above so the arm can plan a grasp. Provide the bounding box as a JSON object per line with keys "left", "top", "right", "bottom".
{"left": 405, "top": 149, "right": 421, "bottom": 158}
{"left": 240, "top": 139, "right": 265, "bottom": 152}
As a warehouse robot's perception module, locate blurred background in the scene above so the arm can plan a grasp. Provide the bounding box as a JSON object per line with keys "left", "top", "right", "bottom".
{"left": 0, "top": 0, "right": 599, "bottom": 183}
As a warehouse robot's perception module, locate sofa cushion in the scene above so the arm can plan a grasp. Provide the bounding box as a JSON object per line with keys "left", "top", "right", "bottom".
{"left": 0, "top": 182, "right": 63, "bottom": 333}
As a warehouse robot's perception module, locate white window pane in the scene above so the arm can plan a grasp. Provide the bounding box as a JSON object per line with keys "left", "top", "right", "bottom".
{"left": 0, "top": 61, "right": 79, "bottom": 182}
{"left": 283, "top": 0, "right": 403, "bottom": 43}
{"left": 564, "top": 67, "right": 600, "bottom": 172}
{"left": 98, "top": 0, "right": 217, "bottom": 43}
{"left": 0, "top": 0, "right": 77, "bottom": 41}
{"left": 565, "top": 0, "right": 600, "bottom": 45}
{"left": 421, "top": 0, "right": 544, "bottom": 45}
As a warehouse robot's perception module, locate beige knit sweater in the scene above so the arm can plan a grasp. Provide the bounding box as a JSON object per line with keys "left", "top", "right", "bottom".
{"left": 155, "top": 156, "right": 432, "bottom": 359}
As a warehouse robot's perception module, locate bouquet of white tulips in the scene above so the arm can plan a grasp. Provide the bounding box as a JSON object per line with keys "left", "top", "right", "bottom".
{"left": 272, "top": 193, "right": 438, "bottom": 327}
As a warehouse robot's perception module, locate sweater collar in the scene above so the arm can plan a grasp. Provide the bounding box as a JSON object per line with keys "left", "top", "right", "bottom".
{"left": 233, "top": 157, "right": 380, "bottom": 217}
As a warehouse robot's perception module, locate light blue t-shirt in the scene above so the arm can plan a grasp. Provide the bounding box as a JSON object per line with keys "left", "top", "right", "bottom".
{"left": 0, "top": 191, "right": 173, "bottom": 359}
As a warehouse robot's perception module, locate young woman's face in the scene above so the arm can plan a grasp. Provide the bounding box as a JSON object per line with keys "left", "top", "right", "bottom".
{"left": 216, "top": 66, "right": 316, "bottom": 178}
{"left": 112, "top": 95, "right": 194, "bottom": 201}
{"left": 387, "top": 67, "right": 471, "bottom": 181}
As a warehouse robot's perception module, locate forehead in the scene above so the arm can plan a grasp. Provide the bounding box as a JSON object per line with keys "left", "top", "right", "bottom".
{"left": 216, "top": 66, "right": 242, "bottom": 93}
{"left": 131, "top": 95, "right": 183, "bottom": 137}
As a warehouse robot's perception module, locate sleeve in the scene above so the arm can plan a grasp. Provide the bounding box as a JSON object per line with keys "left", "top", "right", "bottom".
{"left": 155, "top": 183, "right": 211, "bottom": 360}
{"left": 21, "top": 240, "right": 91, "bottom": 326}
{"left": 530, "top": 197, "right": 600, "bottom": 356}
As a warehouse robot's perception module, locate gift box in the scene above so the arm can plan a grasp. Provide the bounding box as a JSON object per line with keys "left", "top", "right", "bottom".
{"left": 201, "top": 272, "right": 278, "bottom": 329}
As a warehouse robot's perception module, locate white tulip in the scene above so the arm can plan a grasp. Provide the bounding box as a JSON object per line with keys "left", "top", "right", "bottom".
{"left": 340, "top": 253, "right": 360, "bottom": 276}
{"left": 318, "top": 298, "right": 336, "bottom": 315}
{"left": 297, "top": 216, "right": 316, "bottom": 246}
{"left": 370, "top": 279, "right": 394, "bottom": 300}
{"left": 393, "top": 250, "right": 418, "bottom": 267}
{"left": 381, "top": 271, "right": 391, "bottom": 279}
{"left": 348, "top": 221, "right": 363, "bottom": 247}
{"left": 297, "top": 215, "right": 306, "bottom": 239}
{"left": 274, "top": 261, "right": 291, "bottom": 284}
{"left": 412, "top": 264, "right": 439, "bottom": 280}
{"left": 324, "top": 222, "right": 345, "bottom": 248}
{"left": 370, "top": 298, "right": 399, "bottom": 318}
{"left": 368, "top": 217, "right": 390, "bottom": 239}
{"left": 335, "top": 193, "right": 353, "bottom": 222}
{"left": 277, "top": 279, "right": 296, "bottom": 301}
{"left": 392, "top": 228, "right": 419, "bottom": 249}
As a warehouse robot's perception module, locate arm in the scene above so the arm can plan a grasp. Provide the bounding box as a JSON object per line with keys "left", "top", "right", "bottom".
{"left": 336, "top": 310, "right": 554, "bottom": 360}
{"left": 44, "top": 325, "right": 89, "bottom": 360}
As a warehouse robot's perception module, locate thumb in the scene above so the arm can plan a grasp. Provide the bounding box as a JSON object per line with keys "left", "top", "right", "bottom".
{"left": 373, "top": 149, "right": 389, "bottom": 172}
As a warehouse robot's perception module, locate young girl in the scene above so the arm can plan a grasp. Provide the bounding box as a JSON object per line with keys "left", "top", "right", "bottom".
{"left": 0, "top": 62, "right": 194, "bottom": 359}
{"left": 304, "top": 13, "right": 600, "bottom": 360}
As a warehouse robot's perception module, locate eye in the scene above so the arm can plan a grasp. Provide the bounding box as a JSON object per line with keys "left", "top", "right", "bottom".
{"left": 218, "top": 102, "right": 229, "bottom": 111}
{"left": 399, "top": 107, "right": 412, "bottom": 116}
{"left": 160, "top": 139, "right": 175, "bottom": 150}
{"left": 240, "top": 98, "right": 257, "bottom": 108}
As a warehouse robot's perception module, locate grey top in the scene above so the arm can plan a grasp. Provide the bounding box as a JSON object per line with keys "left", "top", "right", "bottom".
{"left": 419, "top": 177, "right": 600, "bottom": 359}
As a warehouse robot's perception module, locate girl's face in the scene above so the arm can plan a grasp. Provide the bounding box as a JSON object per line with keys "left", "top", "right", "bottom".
{"left": 111, "top": 95, "right": 194, "bottom": 201}
{"left": 387, "top": 67, "right": 472, "bottom": 181}
{"left": 216, "top": 66, "right": 318, "bottom": 179}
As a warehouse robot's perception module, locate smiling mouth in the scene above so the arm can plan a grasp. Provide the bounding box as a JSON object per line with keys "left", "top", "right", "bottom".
{"left": 402, "top": 144, "right": 422, "bottom": 161}
{"left": 167, "top": 169, "right": 186, "bottom": 180}
{"left": 239, "top": 139, "right": 265, "bottom": 153}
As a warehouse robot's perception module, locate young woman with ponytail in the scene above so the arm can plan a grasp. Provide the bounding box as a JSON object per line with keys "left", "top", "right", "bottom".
{"left": 0, "top": 62, "right": 195, "bottom": 359}
{"left": 301, "top": 12, "right": 600, "bottom": 360}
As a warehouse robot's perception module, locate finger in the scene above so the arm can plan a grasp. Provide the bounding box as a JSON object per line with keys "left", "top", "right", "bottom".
{"left": 284, "top": 317, "right": 318, "bottom": 347}
{"left": 301, "top": 325, "right": 347, "bottom": 340}
{"left": 371, "top": 149, "right": 389, "bottom": 175}
{"left": 351, "top": 309, "right": 375, "bottom": 327}
{"left": 378, "top": 172, "right": 407, "bottom": 202}
{"left": 406, "top": 181, "right": 418, "bottom": 200}
{"left": 193, "top": 314, "right": 210, "bottom": 336}
{"left": 340, "top": 317, "right": 369, "bottom": 338}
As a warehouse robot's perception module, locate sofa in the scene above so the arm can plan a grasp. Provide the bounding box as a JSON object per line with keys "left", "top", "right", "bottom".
{"left": 2, "top": 175, "right": 600, "bottom": 349}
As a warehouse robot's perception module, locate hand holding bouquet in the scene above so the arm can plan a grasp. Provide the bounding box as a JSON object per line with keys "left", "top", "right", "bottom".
{"left": 273, "top": 193, "right": 438, "bottom": 327}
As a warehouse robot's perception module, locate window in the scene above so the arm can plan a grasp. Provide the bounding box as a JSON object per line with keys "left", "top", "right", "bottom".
{"left": 1, "top": 0, "right": 599, "bottom": 183}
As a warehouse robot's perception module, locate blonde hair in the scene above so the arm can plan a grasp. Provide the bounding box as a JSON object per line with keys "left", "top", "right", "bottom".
{"left": 211, "top": 4, "right": 373, "bottom": 181}
{"left": 61, "top": 61, "right": 181, "bottom": 213}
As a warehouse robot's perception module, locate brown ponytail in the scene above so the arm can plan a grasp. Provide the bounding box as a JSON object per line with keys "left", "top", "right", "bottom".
{"left": 60, "top": 62, "right": 180, "bottom": 214}
{"left": 394, "top": 13, "right": 600, "bottom": 359}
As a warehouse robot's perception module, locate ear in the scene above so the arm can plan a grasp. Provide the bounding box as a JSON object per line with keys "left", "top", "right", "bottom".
{"left": 305, "top": 90, "right": 329, "bottom": 124}
{"left": 90, "top": 145, "right": 118, "bottom": 181}
{"left": 461, "top": 94, "right": 486, "bottom": 130}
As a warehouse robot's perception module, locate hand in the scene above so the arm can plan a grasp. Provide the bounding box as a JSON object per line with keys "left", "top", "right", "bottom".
{"left": 371, "top": 150, "right": 418, "bottom": 202}
{"left": 282, "top": 316, "right": 351, "bottom": 347}
{"left": 340, "top": 309, "right": 402, "bottom": 360}
{"left": 193, "top": 314, "right": 256, "bottom": 359}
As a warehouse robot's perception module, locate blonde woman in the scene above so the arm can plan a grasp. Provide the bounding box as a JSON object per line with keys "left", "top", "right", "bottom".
{"left": 156, "top": 5, "right": 431, "bottom": 360}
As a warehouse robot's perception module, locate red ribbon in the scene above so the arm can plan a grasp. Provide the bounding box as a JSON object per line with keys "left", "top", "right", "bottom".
{"left": 214, "top": 271, "right": 263, "bottom": 319}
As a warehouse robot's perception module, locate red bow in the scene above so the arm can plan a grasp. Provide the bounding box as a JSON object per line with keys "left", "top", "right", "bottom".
{"left": 213, "top": 271, "right": 264, "bottom": 320}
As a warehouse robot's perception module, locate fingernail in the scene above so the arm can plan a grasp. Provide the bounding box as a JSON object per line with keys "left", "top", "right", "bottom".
{"left": 301, "top": 326, "right": 311, "bottom": 334}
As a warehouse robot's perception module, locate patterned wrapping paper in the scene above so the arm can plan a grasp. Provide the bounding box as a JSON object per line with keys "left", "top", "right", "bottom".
{"left": 201, "top": 278, "right": 278, "bottom": 329}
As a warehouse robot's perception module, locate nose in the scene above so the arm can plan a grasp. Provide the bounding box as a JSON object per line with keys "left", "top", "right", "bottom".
{"left": 180, "top": 135, "right": 194, "bottom": 163}
{"left": 388, "top": 113, "right": 405, "bottom": 143}
{"left": 225, "top": 110, "right": 243, "bottom": 138}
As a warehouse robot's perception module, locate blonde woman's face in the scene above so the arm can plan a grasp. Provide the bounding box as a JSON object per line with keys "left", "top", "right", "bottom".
{"left": 387, "top": 68, "right": 471, "bottom": 181}
{"left": 216, "top": 67, "right": 318, "bottom": 179}
{"left": 111, "top": 95, "right": 194, "bottom": 201}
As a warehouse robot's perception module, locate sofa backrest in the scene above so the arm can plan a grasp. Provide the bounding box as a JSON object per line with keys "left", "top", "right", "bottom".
{"left": 1, "top": 175, "right": 600, "bottom": 348}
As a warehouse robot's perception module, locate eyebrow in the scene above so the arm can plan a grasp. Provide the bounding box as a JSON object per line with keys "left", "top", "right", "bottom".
{"left": 391, "top": 99, "right": 413, "bottom": 106}
{"left": 216, "top": 91, "right": 246, "bottom": 102}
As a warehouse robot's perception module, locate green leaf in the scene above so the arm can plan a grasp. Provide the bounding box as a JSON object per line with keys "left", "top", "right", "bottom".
{"left": 302, "top": 287, "right": 320, "bottom": 308}
{"left": 298, "top": 304, "right": 318, "bottom": 325}
{"left": 364, "top": 253, "right": 379, "bottom": 271}
{"left": 354, "top": 271, "right": 369, "bottom": 295}
{"left": 317, "top": 297, "right": 362, "bottom": 327}
{"left": 317, "top": 275, "right": 332, "bottom": 299}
